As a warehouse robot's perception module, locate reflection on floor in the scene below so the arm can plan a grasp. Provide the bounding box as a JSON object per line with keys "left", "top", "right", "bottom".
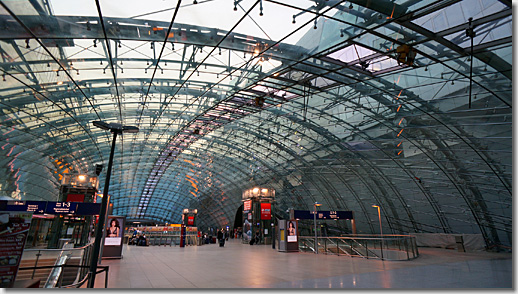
{"left": 88, "top": 239, "right": 512, "bottom": 289}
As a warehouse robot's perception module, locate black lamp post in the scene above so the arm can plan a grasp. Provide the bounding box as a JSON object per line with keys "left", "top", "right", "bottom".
{"left": 313, "top": 202, "right": 321, "bottom": 254}
{"left": 88, "top": 121, "right": 138, "bottom": 288}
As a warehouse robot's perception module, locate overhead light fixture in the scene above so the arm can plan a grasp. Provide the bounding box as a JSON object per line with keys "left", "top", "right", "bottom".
{"left": 92, "top": 121, "right": 140, "bottom": 134}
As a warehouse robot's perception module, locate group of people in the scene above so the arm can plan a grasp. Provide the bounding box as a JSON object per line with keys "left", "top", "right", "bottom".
{"left": 128, "top": 230, "right": 148, "bottom": 246}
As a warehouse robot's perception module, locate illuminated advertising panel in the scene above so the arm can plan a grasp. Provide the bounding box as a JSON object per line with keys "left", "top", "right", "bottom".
{"left": 243, "top": 200, "right": 251, "bottom": 212}
{"left": 287, "top": 220, "right": 297, "bottom": 242}
{"left": 260, "top": 203, "right": 271, "bottom": 220}
{"left": 104, "top": 217, "right": 124, "bottom": 246}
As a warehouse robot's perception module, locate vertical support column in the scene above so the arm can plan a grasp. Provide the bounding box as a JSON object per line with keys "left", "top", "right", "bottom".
{"left": 180, "top": 224, "right": 186, "bottom": 247}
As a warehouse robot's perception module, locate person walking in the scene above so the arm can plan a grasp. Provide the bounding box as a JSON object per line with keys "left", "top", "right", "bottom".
{"left": 217, "top": 228, "right": 225, "bottom": 247}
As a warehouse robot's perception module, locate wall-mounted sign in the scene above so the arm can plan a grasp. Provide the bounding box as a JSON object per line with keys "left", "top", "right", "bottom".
{"left": 243, "top": 200, "right": 251, "bottom": 212}
{"left": 260, "top": 203, "right": 271, "bottom": 220}
{"left": 187, "top": 216, "right": 194, "bottom": 226}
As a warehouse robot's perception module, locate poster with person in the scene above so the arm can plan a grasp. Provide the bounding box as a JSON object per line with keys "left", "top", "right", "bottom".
{"left": 104, "top": 217, "right": 123, "bottom": 246}
{"left": 102, "top": 216, "right": 125, "bottom": 259}
{"left": 287, "top": 220, "right": 297, "bottom": 242}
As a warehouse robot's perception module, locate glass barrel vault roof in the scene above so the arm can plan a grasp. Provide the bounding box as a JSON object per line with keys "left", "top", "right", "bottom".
{"left": 0, "top": 0, "right": 512, "bottom": 248}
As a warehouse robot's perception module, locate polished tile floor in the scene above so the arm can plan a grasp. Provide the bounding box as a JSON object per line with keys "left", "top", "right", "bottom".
{"left": 89, "top": 239, "right": 512, "bottom": 289}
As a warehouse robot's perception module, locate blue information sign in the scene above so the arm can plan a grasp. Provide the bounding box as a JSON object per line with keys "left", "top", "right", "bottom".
{"left": 45, "top": 202, "right": 78, "bottom": 214}
{"left": 293, "top": 210, "right": 353, "bottom": 220}
{"left": 0, "top": 200, "right": 100, "bottom": 215}
{"left": 5, "top": 201, "right": 46, "bottom": 213}
{"left": 76, "top": 203, "right": 101, "bottom": 215}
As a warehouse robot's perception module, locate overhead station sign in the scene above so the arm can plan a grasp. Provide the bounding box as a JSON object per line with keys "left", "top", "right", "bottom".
{"left": 293, "top": 210, "right": 353, "bottom": 220}
{"left": 0, "top": 201, "right": 100, "bottom": 215}
{"left": 45, "top": 202, "right": 78, "bottom": 214}
{"left": 4, "top": 201, "right": 45, "bottom": 214}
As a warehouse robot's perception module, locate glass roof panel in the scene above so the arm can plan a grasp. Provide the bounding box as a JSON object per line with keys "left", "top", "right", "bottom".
{"left": 0, "top": 0, "right": 512, "bottom": 247}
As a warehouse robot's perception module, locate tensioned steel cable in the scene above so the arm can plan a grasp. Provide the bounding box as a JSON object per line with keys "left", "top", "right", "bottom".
{"left": 0, "top": 1, "right": 106, "bottom": 162}
{"left": 95, "top": 0, "right": 123, "bottom": 123}
{"left": 137, "top": 0, "right": 183, "bottom": 126}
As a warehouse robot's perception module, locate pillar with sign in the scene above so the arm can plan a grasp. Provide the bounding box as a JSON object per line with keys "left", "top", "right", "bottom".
{"left": 182, "top": 209, "right": 198, "bottom": 227}
{"left": 241, "top": 187, "right": 275, "bottom": 245}
{"left": 48, "top": 173, "right": 99, "bottom": 248}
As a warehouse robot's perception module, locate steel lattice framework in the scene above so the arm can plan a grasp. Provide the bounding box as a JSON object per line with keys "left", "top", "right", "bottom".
{"left": 0, "top": 0, "right": 512, "bottom": 248}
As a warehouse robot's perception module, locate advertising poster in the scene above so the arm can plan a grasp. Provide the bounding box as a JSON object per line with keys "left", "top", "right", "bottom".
{"left": 102, "top": 216, "right": 125, "bottom": 259}
{"left": 0, "top": 212, "right": 32, "bottom": 288}
{"left": 243, "top": 200, "right": 251, "bottom": 212}
{"left": 287, "top": 220, "right": 297, "bottom": 242}
{"left": 104, "top": 216, "right": 124, "bottom": 246}
{"left": 187, "top": 216, "right": 194, "bottom": 226}
{"left": 260, "top": 203, "right": 271, "bottom": 220}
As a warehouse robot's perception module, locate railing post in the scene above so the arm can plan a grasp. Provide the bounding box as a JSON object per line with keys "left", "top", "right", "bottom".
{"left": 337, "top": 239, "right": 339, "bottom": 256}
{"left": 32, "top": 251, "right": 41, "bottom": 279}
{"left": 405, "top": 237, "right": 409, "bottom": 260}
{"left": 380, "top": 238, "right": 384, "bottom": 260}
{"left": 104, "top": 268, "right": 109, "bottom": 288}
{"left": 365, "top": 242, "right": 368, "bottom": 258}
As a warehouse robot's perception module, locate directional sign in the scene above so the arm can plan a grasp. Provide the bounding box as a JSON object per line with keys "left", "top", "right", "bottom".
{"left": 44, "top": 202, "right": 78, "bottom": 214}
{"left": 293, "top": 210, "right": 353, "bottom": 220}
{"left": 4, "top": 201, "right": 46, "bottom": 214}
{"left": 0, "top": 200, "right": 100, "bottom": 215}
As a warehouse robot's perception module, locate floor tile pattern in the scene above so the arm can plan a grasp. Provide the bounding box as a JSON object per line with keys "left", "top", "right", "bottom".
{"left": 88, "top": 239, "right": 512, "bottom": 289}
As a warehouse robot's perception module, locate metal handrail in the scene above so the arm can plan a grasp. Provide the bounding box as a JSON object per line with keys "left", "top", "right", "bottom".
{"left": 299, "top": 235, "right": 419, "bottom": 261}
{"left": 18, "top": 265, "right": 109, "bottom": 288}
{"left": 21, "top": 241, "right": 95, "bottom": 287}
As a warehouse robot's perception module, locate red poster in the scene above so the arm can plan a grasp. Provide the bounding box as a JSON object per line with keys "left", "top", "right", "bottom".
{"left": 0, "top": 212, "right": 32, "bottom": 288}
{"left": 187, "top": 216, "right": 194, "bottom": 226}
{"left": 243, "top": 200, "right": 251, "bottom": 212}
{"left": 260, "top": 203, "right": 271, "bottom": 220}
{"left": 66, "top": 194, "right": 85, "bottom": 202}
